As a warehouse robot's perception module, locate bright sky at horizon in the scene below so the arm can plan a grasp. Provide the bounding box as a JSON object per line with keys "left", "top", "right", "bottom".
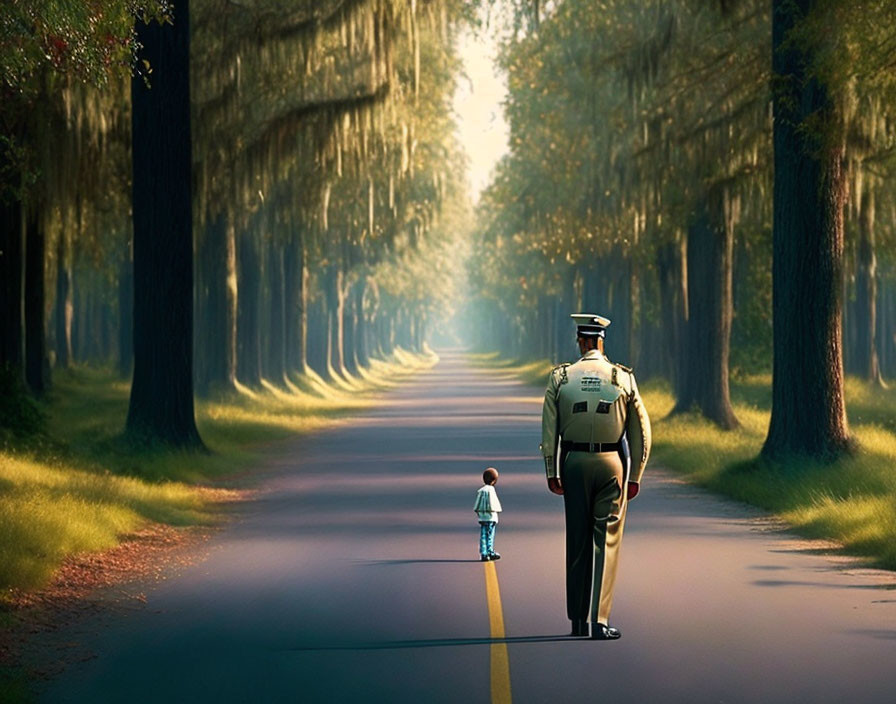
{"left": 453, "top": 28, "right": 509, "bottom": 205}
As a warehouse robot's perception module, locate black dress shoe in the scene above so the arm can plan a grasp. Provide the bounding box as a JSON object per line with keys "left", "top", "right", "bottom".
{"left": 591, "top": 623, "right": 621, "bottom": 640}
{"left": 570, "top": 619, "right": 589, "bottom": 637}
{"left": 481, "top": 555, "right": 490, "bottom": 561}
{"left": 488, "top": 552, "right": 501, "bottom": 560}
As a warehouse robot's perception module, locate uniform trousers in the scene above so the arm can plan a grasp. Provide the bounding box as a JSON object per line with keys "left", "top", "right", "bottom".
{"left": 561, "top": 449, "right": 628, "bottom": 625}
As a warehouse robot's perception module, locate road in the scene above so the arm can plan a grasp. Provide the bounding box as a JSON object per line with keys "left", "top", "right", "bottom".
{"left": 41, "top": 350, "right": 896, "bottom": 703}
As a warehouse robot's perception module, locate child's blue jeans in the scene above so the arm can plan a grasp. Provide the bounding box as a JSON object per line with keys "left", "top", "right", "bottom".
{"left": 479, "top": 521, "right": 496, "bottom": 556}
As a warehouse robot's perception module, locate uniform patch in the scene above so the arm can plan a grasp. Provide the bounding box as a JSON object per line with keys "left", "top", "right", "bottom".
{"left": 554, "top": 363, "right": 570, "bottom": 386}
{"left": 596, "top": 400, "right": 611, "bottom": 414}
{"left": 580, "top": 373, "right": 602, "bottom": 392}
{"left": 573, "top": 401, "right": 587, "bottom": 414}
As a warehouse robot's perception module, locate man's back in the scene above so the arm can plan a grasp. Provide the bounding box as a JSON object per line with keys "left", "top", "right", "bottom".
{"left": 555, "top": 350, "right": 635, "bottom": 446}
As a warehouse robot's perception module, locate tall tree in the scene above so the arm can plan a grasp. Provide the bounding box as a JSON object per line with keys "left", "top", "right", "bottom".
{"left": 853, "top": 180, "right": 882, "bottom": 383}
{"left": 24, "top": 205, "right": 48, "bottom": 393}
{"left": 0, "top": 158, "right": 23, "bottom": 379}
{"left": 673, "top": 192, "right": 739, "bottom": 429}
{"left": 126, "top": 0, "right": 203, "bottom": 447}
{"left": 762, "top": 0, "right": 851, "bottom": 459}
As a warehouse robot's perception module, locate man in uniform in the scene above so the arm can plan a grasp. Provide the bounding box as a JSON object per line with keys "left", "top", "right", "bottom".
{"left": 540, "top": 313, "right": 651, "bottom": 640}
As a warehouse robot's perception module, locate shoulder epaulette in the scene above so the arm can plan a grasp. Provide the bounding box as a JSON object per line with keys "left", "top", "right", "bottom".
{"left": 611, "top": 362, "right": 634, "bottom": 396}
{"left": 552, "top": 362, "right": 570, "bottom": 385}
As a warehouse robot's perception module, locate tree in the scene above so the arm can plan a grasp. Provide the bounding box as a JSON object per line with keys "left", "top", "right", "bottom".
{"left": 0, "top": 148, "right": 24, "bottom": 379}
{"left": 125, "top": 0, "right": 203, "bottom": 447}
{"left": 1, "top": 0, "right": 159, "bottom": 414}
{"left": 761, "top": 0, "right": 894, "bottom": 460}
{"left": 0, "top": 0, "right": 482, "bottom": 446}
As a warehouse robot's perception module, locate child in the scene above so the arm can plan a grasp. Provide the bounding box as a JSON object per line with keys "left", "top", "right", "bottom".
{"left": 474, "top": 467, "right": 503, "bottom": 561}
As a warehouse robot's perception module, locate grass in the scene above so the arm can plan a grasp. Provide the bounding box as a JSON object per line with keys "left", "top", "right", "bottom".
{"left": 643, "top": 376, "right": 896, "bottom": 570}
{"left": 0, "top": 347, "right": 438, "bottom": 595}
{"left": 473, "top": 355, "right": 896, "bottom": 571}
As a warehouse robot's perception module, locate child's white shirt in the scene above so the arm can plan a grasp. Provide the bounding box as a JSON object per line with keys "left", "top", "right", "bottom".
{"left": 474, "top": 484, "right": 502, "bottom": 523}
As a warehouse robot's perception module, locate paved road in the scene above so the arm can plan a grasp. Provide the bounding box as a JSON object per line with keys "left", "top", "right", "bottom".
{"left": 42, "top": 350, "right": 896, "bottom": 703}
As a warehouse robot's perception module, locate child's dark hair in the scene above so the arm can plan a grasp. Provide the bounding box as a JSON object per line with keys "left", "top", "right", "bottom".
{"left": 483, "top": 467, "right": 499, "bottom": 484}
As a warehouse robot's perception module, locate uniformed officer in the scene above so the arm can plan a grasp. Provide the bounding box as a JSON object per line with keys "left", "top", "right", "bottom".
{"left": 540, "top": 313, "right": 651, "bottom": 640}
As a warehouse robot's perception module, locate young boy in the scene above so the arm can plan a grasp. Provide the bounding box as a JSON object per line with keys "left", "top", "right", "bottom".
{"left": 474, "top": 467, "right": 503, "bottom": 561}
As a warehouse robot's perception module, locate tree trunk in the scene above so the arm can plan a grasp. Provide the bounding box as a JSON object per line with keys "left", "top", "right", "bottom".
{"left": 118, "top": 236, "right": 133, "bottom": 378}
{"left": 878, "top": 276, "right": 893, "bottom": 379}
{"left": 672, "top": 195, "right": 738, "bottom": 429}
{"left": 323, "top": 265, "right": 346, "bottom": 377}
{"left": 126, "top": 0, "right": 203, "bottom": 448}
{"left": 309, "top": 295, "right": 326, "bottom": 376}
{"left": 54, "top": 232, "right": 73, "bottom": 369}
{"left": 72, "top": 276, "right": 83, "bottom": 362}
{"left": 854, "top": 185, "right": 882, "bottom": 384}
{"left": 354, "top": 282, "right": 368, "bottom": 368}
{"left": 657, "top": 233, "right": 688, "bottom": 389}
{"left": 388, "top": 310, "right": 396, "bottom": 351}
{"left": 763, "top": 0, "right": 852, "bottom": 459}
{"left": 0, "top": 193, "right": 24, "bottom": 376}
{"left": 297, "top": 244, "right": 309, "bottom": 373}
{"left": 85, "top": 283, "right": 99, "bottom": 361}
{"left": 24, "top": 208, "right": 48, "bottom": 394}
{"left": 268, "top": 238, "right": 287, "bottom": 383}
{"left": 343, "top": 280, "right": 359, "bottom": 374}
{"left": 100, "top": 297, "right": 113, "bottom": 362}
{"left": 335, "top": 267, "right": 347, "bottom": 375}
{"left": 283, "top": 236, "right": 298, "bottom": 373}
{"left": 397, "top": 307, "right": 408, "bottom": 349}
{"left": 237, "top": 230, "right": 262, "bottom": 387}
{"left": 194, "top": 213, "right": 233, "bottom": 395}
{"left": 326, "top": 303, "right": 336, "bottom": 377}
{"left": 377, "top": 308, "right": 387, "bottom": 357}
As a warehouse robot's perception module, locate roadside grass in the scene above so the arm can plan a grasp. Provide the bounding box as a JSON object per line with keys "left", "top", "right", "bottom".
{"left": 0, "top": 347, "right": 438, "bottom": 595}
{"left": 644, "top": 377, "right": 896, "bottom": 570}
{"left": 473, "top": 354, "right": 896, "bottom": 570}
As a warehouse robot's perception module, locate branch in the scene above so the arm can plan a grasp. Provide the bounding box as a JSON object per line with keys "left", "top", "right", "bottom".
{"left": 245, "top": 80, "right": 390, "bottom": 158}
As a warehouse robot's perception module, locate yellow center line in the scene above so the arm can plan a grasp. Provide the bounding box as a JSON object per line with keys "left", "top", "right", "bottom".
{"left": 484, "top": 560, "right": 512, "bottom": 704}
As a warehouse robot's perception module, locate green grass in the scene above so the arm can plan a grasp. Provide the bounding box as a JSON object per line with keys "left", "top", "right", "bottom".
{"left": 643, "top": 377, "right": 896, "bottom": 570}
{"left": 474, "top": 355, "right": 896, "bottom": 571}
{"left": 0, "top": 348, "right": 438, "bottom": 595}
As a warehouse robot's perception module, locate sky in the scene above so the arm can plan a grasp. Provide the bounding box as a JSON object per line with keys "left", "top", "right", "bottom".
{"left": 452, "top": 27, "right": 510, "bottom": 204}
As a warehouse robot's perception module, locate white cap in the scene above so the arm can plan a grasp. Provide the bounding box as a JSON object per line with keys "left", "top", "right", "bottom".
{"left": 571, "top": 313, "right": 611, "bottom": 338}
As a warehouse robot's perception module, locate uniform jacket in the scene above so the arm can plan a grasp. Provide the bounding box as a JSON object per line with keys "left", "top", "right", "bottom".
{"left": 540, "top": 349, "right": 651, "bottom": 483}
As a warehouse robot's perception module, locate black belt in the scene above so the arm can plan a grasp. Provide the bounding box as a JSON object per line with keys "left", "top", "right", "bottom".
{"left": 561, "top": 440, "right": 622, "bottom": 453}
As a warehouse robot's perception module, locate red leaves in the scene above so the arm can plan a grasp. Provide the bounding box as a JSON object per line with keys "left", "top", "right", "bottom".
{"left": 45, "top": 34, "right": 69, "bottom": 68}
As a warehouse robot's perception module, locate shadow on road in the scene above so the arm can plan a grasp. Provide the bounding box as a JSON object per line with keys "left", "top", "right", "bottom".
{"left": 848, "top": 629, "right": 896, "bottom": 641}
{"left": 752, "top": 579, "right": 896, "bottom": 590}
{"left": 280, "top": 634, "right": 587, "bottom": 652}
{"left": 357, "top": 559, "right": 482, "bottom": 565}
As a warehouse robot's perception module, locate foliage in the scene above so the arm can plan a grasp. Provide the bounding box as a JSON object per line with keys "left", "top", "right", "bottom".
{"left": 468, "top": 0, "right": 896, "bottom": 382}
{"left": 0, "top": 0, "right": 169, "bottom": 93}
{"left": 0, "top": 0, "right": 168, "bottom": 204}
